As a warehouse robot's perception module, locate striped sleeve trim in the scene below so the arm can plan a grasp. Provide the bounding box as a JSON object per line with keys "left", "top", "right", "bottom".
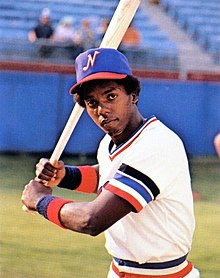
{"left": 119, "top": 164, "right": 160, "bottom": 199}
{"left": 105, "top": 183, "right": 143, "bottom": 212}
{"left": 105, "top": 164, "right": 160, "bottom": 212}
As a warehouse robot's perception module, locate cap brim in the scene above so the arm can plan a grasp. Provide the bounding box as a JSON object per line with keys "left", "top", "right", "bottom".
{"left": 69, "top": 72, "right": 127, "bottom": 94}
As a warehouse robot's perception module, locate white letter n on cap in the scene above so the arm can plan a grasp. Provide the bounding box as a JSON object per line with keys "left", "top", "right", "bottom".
{"left": 83, "top": 51, "right": 100, "bottom": 71}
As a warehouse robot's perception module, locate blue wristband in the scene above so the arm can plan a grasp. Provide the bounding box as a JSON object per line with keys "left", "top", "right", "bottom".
{"left": 36, "top": 195, "right": 57, "bottom": 219}
{"left": 58, "top": 166, "right": 81, "bottom": 190}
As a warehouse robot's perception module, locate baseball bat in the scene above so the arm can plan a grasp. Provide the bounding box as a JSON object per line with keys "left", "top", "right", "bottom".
{"left": 23, "top": 0, "right": 141, "bottom": 213}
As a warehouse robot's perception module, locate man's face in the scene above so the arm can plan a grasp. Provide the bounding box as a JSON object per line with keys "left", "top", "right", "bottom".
{"left": 40, "top": 17, "right": 50, "bottom": 24}
{"left": 84, "top": 81, "right": 138, "bottom": 144}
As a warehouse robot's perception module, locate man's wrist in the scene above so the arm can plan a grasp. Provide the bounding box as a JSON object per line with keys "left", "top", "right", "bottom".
{"left": 58, "top": 165, "right": 98, "bottom": 193}
{"left": 58, "top": 166, "right": 81, "bottom": 190}
{"left": 36, "top": 195, "right": 57, "bottom": 218}
{"left": 36, "top": 194, "right": 72, "bottom": 228}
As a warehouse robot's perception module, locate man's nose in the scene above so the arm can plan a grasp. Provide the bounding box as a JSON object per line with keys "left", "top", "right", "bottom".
{"left": 97, "top": 103, "right": 110, "bottom": 116}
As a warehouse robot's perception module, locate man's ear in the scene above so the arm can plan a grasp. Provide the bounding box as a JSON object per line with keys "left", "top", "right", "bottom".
{"left": 131, "top": 92, "right": 138, "bottom": 104}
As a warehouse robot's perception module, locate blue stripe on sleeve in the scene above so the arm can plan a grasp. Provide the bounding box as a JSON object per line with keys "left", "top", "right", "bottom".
{"left": 114, "top": 172, "right": 153, "bottom": 203}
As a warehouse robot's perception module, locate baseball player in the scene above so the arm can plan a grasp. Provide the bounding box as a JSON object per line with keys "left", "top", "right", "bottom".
{"left": 22, "top": 48, "right": 200, "bottom": 277}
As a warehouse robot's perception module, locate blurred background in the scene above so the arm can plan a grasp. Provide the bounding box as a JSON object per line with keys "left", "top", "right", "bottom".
{"left": 0, "top": 0, "right": 220, "bottom": 277}
{"left": 0, "top": 0, "right": 219, "bottom": 156}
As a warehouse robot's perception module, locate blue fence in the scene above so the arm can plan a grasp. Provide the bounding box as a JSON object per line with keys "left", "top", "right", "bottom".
{"left": 0, "top": 70, "right": 219, "bottom": 156}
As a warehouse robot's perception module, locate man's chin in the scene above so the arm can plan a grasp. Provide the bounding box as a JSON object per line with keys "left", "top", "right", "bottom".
{"left": 107, "top": 128, "right": 123, "bottom": 139}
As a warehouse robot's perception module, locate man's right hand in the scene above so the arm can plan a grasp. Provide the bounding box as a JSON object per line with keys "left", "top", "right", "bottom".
{"left": 35, "top": 158, "right": 66, "bottom": 187}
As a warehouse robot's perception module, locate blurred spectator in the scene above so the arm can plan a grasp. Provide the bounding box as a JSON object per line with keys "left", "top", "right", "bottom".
{"left": 214, "top": 133, "right": 220, "bottom": 158}
{"left": 120, "top": 22, "right": 141, "bottom": 48}
{"left": 28, "top": 8, "right": 54, "bottom": 57}
{"left": 28, "top": 8, "right": 53, "bottom": 42}
{"left": 52, "top": 16, "right": 83, "bottom": 59}
{"left": 78, "top": 19, "right": 95, "bottom": 50}
{"left": 95, "top": 18, "right": 110, "bottom": 46}
{"left": 52, "top": 16, "right": 79, "bottom": 43}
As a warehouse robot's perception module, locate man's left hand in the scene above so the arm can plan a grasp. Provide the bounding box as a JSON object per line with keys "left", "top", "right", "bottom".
{"left": 21, "top": 180, "right": 52, "bottom": 211}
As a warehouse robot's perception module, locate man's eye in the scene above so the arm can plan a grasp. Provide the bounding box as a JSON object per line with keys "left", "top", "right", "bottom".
{"left": 86, "top": 99, "right": 97, "bottom": 108}
{"left": 108, "top": 94, "right": 117, "bottom": 100}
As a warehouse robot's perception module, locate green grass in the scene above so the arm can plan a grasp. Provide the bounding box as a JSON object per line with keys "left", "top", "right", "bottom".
{"left": 0, "top": 154, "right": 220, "bottom": 277}
{"left": 190, "top": 202, "right": 220, "bottom": 277}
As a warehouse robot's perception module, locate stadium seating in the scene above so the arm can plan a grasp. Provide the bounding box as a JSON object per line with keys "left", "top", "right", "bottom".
{"left": 0, "top": 0, "right": 179, "bottom": 70}
{"left": 160, "top": 0, "right": 220, "bottom": 64}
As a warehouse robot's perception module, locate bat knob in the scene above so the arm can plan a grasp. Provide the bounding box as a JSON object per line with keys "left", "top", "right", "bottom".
{"left": 22, "top": 205, "right": 36, "bottom": 215}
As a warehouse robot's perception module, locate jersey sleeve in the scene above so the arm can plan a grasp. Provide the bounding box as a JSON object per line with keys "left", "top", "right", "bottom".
{"left": 105, "top": 163, "right": 160, "bottom": 212}
{"left": 104, "top": 125, "right": 188, "bottom": 213}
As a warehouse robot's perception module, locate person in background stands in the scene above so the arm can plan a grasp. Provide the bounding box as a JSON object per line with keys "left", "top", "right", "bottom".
{"left": 52, "top": 16, "right": 83, "bottom": 60}
{"left": 52, "top": 16, "right": 79, "bottom": 43}
{"left": 120, "top": 21, "right": 141, "bottom": 48}
{"left": 119, "top": 21, "right": 141, "bottom": 67}
{"left": 95, "top": 18, "right": 110, "bottom": 46}
{"left": 28, "top": 8, "right": 54, "bottom": 58}
{"left": 78, "top": 18, "right": 95, "bottom": 50}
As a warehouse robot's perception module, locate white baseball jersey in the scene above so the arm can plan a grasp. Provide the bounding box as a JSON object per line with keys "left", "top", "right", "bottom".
{"left": 97, "top": 116, "right": 195, "bottom": 264}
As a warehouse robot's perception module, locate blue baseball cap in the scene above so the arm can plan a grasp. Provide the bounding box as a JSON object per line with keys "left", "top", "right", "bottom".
{"left": 69, "top": 48, "right": 132, "bottom": 94}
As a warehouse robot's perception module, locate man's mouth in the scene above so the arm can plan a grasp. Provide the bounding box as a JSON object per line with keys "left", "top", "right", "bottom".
{"left": 100, "top": 118, "right": 117, "bottom": 128}
{"left": 101, "top": 119, "right": 112, "bottom": 127}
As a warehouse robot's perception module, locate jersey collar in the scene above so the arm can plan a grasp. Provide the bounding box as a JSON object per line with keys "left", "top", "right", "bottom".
{"left": 109, "top": 115, "right": 157, "bottom": 161}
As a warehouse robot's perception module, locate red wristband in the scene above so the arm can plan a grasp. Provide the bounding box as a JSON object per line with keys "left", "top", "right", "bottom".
{"left": 47, "top": 198, "right": 72, "bottom": 228}
{"left": 76, "top": 166, "right": 98, "bottom": 193}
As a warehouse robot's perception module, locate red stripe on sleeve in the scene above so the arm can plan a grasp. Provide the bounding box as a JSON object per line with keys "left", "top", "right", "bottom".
{"left": 105, "top": 183, "right": 143, "bottom": 212}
